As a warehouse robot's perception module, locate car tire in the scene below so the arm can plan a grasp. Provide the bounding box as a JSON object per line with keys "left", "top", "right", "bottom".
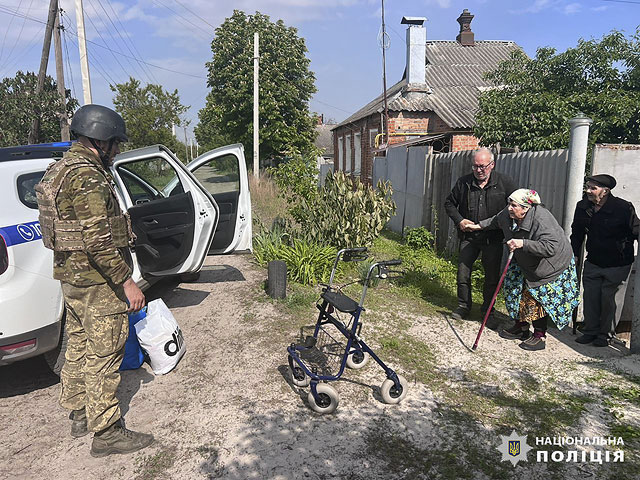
{"left": 44, "top": 311, "right": 67, "bottom": 376}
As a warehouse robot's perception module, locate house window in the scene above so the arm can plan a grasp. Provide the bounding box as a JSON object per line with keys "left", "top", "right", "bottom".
{"left": 369, "top": 128, "right": 379, "bottom": 149}
{"left": 338, "top": 136, "right": 344, "bottom": 171}
{"left": 354, "top": 132, "right": 361, "bottom": 177}
{"left": 345, "top": 134, "right": 352, "bottom": 173}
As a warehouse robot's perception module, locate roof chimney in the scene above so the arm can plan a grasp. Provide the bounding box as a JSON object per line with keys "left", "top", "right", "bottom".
{"left": 401, "top": 16, "right": 427, "bottom": 85}
{"left": 456, "top": 9, "right": 474, "bottom": 46}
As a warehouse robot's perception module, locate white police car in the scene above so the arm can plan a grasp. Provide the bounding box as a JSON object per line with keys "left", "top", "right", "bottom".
{"left": 0, "top": 141, "right": 251, "bottom": 374}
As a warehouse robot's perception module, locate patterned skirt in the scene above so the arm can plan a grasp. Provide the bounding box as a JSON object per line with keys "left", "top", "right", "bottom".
{"left": 504, "top": 257, "right": 579, "bottom": 330}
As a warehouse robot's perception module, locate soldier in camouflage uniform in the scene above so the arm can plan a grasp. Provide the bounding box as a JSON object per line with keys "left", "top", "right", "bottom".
{"left": 36, "top": 104, "right": 153, "bottom": 457}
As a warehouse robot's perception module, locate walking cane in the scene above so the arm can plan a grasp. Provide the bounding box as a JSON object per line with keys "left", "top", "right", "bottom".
{"left": 472, "top": 251, "right": 514, "bottom": 351}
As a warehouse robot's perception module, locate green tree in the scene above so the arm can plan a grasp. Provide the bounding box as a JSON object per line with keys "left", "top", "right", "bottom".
{"left": 195, "top": 10, "right": 317, "bottom": 166}
{"left": 0, "top": 71, "right": 78, "bottom": 147}
{"left": 475, "top": 30, "right": 640, "bottom": 151}
{"left": 111, "top": 77, "right": 189, "bottom": 159}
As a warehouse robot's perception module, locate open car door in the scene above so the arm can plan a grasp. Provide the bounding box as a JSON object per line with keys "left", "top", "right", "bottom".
{"left": 111, "top": 145, "right": 218, "bottom": 282}
{"left": 182, "top": 143, "right": 252, "bottom": 253}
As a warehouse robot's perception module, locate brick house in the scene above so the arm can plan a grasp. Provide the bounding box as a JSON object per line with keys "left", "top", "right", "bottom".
{"left": 331, "top": 9, "right": 521, "bottom": 184}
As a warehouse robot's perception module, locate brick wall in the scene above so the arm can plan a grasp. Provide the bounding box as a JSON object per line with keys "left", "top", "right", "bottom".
{"left": 332, "top": 113, "right": 481, "bottom": 184}
{"left": 451, "top": 134, "right": 480, "bottom": 152}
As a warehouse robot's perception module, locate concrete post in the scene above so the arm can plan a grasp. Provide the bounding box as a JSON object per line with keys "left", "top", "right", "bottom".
{"left": 632, "top": 257, "right": 640, "bottom": 353}
{"left": 562, "top": 113, "right": 593, "bottom": 234}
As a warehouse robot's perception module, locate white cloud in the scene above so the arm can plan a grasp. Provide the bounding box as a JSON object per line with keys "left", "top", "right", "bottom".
{"left": 563, "top": 2, "right": 582, "bottom": 14}
{"left": 591, "top": 5, "right": 608, "bottom": 12}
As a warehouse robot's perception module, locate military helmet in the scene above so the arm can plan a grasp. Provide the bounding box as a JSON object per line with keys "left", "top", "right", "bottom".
{"left": 70, "top": 104, "right": 128, "bottom": 142}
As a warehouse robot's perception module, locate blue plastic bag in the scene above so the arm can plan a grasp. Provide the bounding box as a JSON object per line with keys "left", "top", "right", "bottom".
{"left": 119, "top": 307, "right": 147, "bottom": 371}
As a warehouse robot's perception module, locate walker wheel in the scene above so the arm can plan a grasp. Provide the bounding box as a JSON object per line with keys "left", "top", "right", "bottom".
{"left": 289, "top": 356, "right": 311, "bottom": 387}
{"left": 308, "top": 384, "right": 339, "bottom": 414}
{"left": 346, "top": 350, "right": 370, "bottom": 369}
{"left": 380, "top": 375, "right": 408, "bottom": 404}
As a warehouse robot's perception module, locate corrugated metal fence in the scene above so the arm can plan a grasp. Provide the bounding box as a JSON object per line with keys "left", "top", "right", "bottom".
{"left": 373, "top": 146, "right": 569, "bottom": 252}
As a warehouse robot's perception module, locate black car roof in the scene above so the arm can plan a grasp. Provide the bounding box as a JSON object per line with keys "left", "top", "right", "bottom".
{"left": 0, "top": 142, "right": 72, "bottom": 162}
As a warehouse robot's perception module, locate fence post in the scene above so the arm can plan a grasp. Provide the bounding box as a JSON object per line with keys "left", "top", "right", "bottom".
{"left": 631, "top": 257, "right": 640, "bottom": 353}
{"left": 562, "top": 113, "right": 593, "bottom": 234}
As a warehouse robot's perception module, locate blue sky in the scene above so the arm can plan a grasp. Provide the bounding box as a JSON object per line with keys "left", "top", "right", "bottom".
{"left": 0, "top": 0, "right": 636, "bottom": 143}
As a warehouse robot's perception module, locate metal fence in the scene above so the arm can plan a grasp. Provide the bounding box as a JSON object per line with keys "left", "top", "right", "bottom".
{"left": 373, "top": 146, "right": 569, "bottom": 252}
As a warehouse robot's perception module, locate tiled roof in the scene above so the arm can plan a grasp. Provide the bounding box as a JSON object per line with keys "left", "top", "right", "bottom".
{"left": 334, "top": 40, "right": 520, "bottom": 130}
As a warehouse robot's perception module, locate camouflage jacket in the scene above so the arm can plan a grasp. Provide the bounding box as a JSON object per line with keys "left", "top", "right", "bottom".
{"left": 48, "top": 143, "right": 132, "bottom": 286}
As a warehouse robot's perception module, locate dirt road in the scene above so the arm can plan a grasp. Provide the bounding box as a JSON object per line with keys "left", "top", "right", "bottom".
{"left": 1, "top": 254, "right": 421, "bottom": 479}
{"left": 2, "top": 254, "right": 639, "bottom": 479}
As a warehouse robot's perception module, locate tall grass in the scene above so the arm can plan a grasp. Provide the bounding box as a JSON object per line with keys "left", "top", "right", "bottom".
{"left": 249, "top": 174, "right": 289, "bottom": 229}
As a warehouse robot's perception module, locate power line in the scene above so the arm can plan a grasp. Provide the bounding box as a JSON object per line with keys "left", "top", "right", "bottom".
{"left": 149, "top": 0, "right": 211, "bottom": 40}
{"left": 61, "top": 15, "right": 206, "bottom": 79}
{"left": 62, "top": 23, "right": 118, "bottom": 87}
{"left": 0, "top": 0, "right": 35, "bottom": 72}
{"left": 0, "top": 24, "right": 43, "bottom": 78}
{"left": 170, "top": 0, "right": 216, "bottom": 29}
{"left": 81, "top": 1, "right": 133, "bottom": 82}
{"left": 60, "top": 16, "right": 77, "bottom": 101}
{"left": 104, "top": 0, "right": 159, "bottom": 84}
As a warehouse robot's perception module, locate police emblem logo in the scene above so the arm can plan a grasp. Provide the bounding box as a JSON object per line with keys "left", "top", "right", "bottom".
{"left": 498, "top": 430, "right": 532, "bottom": 466}
{"left": 509, "top": 440, "right": 520, "bottom": 457}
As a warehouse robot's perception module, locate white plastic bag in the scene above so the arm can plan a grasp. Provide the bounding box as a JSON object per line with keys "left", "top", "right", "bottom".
{"left": 135, "top": 299, "right": 186, "bottom": 375}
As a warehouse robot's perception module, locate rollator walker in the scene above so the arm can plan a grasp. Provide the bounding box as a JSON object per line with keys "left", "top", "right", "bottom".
{"left": 287, "top": 247, "right": 408, "bottom": 414}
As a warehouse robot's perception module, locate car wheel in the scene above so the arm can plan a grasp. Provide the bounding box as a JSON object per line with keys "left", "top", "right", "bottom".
{"left": 44, "top": 310, "right": 67, "bottom": 376}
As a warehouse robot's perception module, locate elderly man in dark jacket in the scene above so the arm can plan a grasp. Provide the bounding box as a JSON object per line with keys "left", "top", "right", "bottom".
{"left": 570, "top": 174, "right": 639, "bottom": 347}
{"left": 444, "top": 148, "right": 517, "bottom": 326}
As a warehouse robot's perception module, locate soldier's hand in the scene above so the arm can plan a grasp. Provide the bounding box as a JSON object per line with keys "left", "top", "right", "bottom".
{"left": 123, "top": 278, "right": 146, "bottom": 312}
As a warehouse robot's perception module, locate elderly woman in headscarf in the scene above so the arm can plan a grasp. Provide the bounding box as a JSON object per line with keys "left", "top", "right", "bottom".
{"left": 466, "top": 189, "right": 579, "bottom": 351}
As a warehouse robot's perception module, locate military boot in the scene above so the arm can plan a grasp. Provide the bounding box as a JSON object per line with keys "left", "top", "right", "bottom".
{"left": 90, "top": 419, "right": 154, "bottom": 458}
{"left": 70, "top": 408, "right": 89, "bottom": 438}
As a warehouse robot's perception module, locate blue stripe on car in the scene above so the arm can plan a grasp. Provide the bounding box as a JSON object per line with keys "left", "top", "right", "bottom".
{"left": 0, "top": 221, "right": 42, "bottom": 247}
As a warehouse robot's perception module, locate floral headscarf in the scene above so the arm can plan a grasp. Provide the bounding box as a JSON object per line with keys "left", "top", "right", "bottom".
{"left": 509, "top": 188, "right": 541, "bottom": 208}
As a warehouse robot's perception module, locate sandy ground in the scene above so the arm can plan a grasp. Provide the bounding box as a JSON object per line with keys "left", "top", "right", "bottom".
{"left": 1, "top": 253, "right": 639, "bottom": 479}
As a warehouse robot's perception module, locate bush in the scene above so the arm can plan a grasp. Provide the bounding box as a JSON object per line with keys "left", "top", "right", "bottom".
{"left": 298, "top": 171, "right": 395, "bottom": 249}
{"left": 252, "top": 220, "right": 338, "bottom": 285}
{"left": 404, "top": 226, "right": 434, "bottom": 250}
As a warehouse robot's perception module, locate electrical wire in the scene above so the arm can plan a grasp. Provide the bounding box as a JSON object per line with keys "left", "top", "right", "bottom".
{"left": 60, "top": 20, "right": 77, "bottom": 101}
{"left": 61, "top": 16, "right": 206, "bottom": 79}
{"left": 0, "top": 0, "right": 34, "bottom": 73}
{"left": 104, "top": 0, "right": 159, "bottom": 84}
{"left": 0, "top": 0, "right": 24, "bottom": 64}
{"left": 149, "top": 0, "right": 211, "bottom": 39}
{"left": 81, "top": 0, "right": 133, "bottom": 82}
{"left": 0, "top": 24, "right": 43, "bottom": 79}
{"left": 171, "top": 0, "right": 216, "bottom": 30}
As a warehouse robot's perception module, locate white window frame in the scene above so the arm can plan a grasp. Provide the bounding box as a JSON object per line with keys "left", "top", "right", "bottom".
{"left": 354, "top": 132, "right": 362, "bottom": 177}
{"left": 338, "top": 136, "right": 344, "bottom": 171}
{"left": 369, "top": 128, "right": 379, "bottom": 149}
{"left": 345, "top": 134, "right": 352, "bottom": 173}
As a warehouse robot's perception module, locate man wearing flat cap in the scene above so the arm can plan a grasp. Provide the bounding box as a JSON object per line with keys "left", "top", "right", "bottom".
{"left": 570, "top": 174, "right": 640, "bottom": 346}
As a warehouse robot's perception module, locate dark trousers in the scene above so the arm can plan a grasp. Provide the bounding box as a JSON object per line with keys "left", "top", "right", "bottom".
{"left": 456, "top": 238, "right": 504, "bottom": 314}
{"left": 582, "top": 261, "right": 632, "bottom": 340}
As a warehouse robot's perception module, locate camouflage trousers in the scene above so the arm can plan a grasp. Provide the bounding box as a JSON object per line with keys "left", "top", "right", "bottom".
{"left": 59, "top": 282, "right": 129, "bottom": 432}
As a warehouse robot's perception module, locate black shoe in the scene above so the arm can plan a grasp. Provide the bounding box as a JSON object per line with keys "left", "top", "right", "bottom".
{"left": 592, "top": 337, "right": 610, "bottom": 347}
{"left": 519, "top": 333, "right": 546, "bottom": 351}
{"left": 499, "top": 322, "right": 530, "bottom": 340}
{"left": 90, "top": 419, "right": 154, "bottom": 458}
{"left": 485, "top": 314, "right": 501, "bottom": 331}
{"left": 576, "top": 334, "right": 597, "bottom": 345}
{"left": 451, "top": 307, "right": 469, "bottom": 321}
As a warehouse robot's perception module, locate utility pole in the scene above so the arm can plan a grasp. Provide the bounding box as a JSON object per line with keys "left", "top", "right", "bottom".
{"left": 53, "top": 7, "right": 69, "bottom": 141}
{"left": 183, "top": 125, "right": 188, "bottom": 163}
{"left": 75, "top": 0, "right": 92, "bottom": 104}
{"left": 28, "top": 0, "right": 58, "bottom": 144}
{"left": 253, "top": 31, "right": 259, "bottom": 179}
{"left": 381, "top": 0, "right": 390, "bottom": 148}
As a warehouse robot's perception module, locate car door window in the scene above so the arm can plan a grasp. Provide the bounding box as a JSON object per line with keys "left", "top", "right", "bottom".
{"left": 191, "top": 154, "right": 240, "bottom": 195}
{"left": 17, "top": 172, "right": 45, "bottom": 209}
{"left": 117, "top": 157, "right": 183, "bottom": 204}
